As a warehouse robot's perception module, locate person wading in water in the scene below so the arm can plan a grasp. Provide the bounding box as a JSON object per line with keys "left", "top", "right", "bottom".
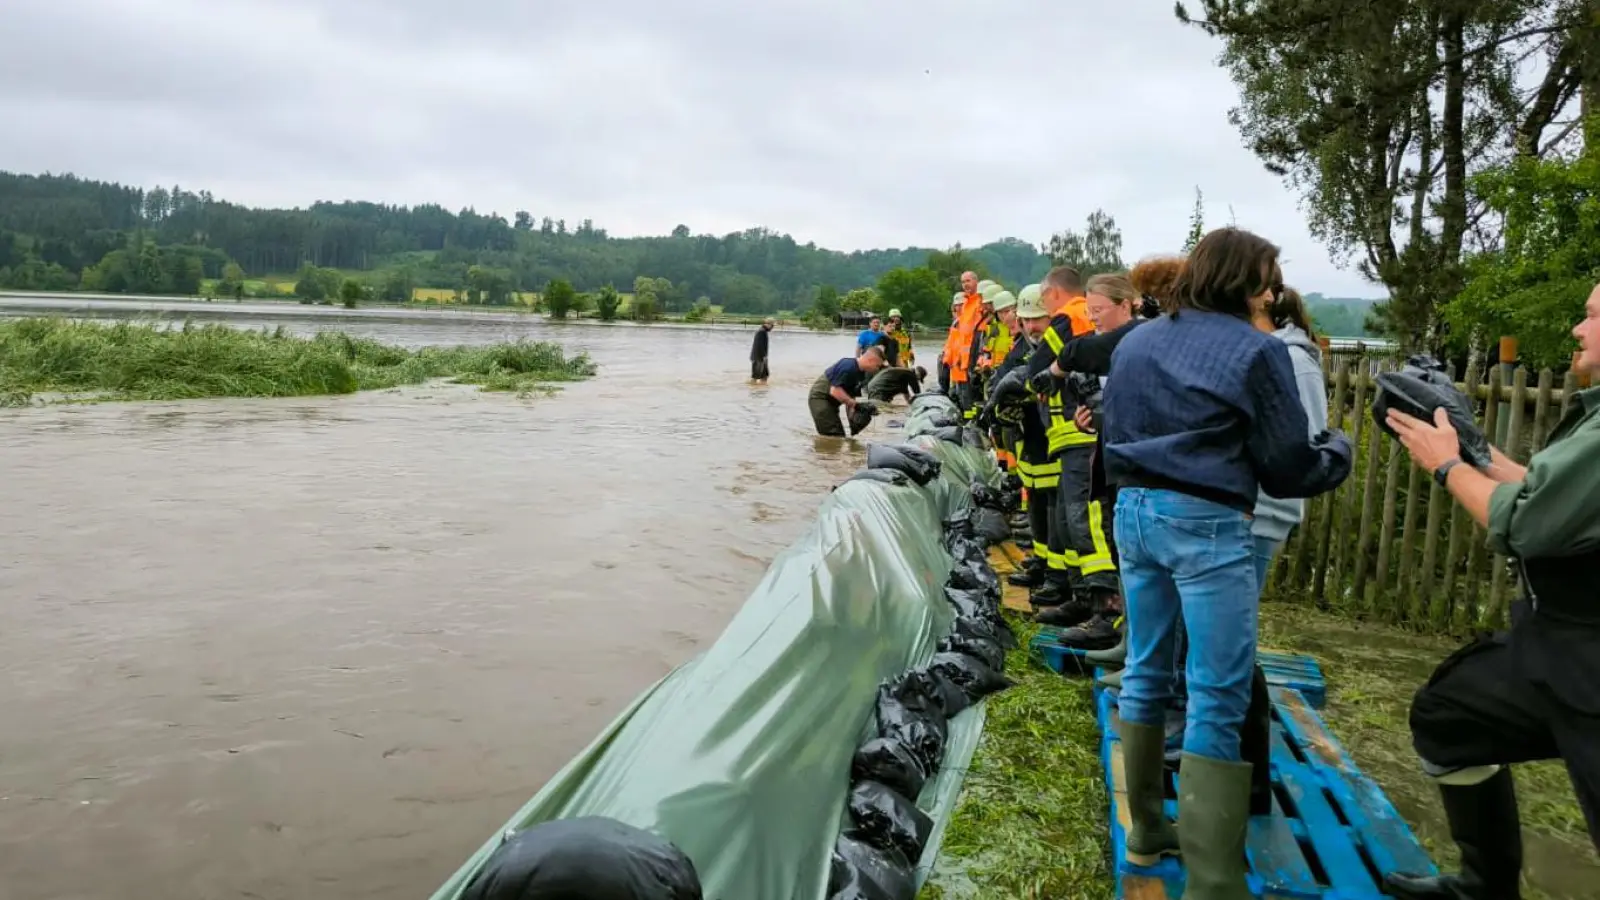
{"left": 750, "top": 317, "right": 774, "bottom": 383}
{"left": 808, "top": 345, "right": 886, "bottom": 436}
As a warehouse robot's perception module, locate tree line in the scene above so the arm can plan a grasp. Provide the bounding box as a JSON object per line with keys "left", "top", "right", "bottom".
{"left": 0, "top": 171, "right": 1061, "bottom": 317}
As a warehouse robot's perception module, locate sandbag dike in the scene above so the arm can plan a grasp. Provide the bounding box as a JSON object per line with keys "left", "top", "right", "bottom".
{"left": 428, "top": 392, "right": 1018, "bottom": 900}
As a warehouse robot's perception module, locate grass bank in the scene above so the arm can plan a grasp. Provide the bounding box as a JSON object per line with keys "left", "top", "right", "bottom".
{"left": 0, "top": 318, "right": 596, "bottom": 406}
{"left": 923, "top": 602, "right": 1593, "bottom": 900}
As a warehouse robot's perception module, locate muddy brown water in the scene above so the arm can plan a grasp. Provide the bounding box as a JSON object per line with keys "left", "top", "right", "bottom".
{"left": 0, "top": 308, "right": 904, "bottom": 899}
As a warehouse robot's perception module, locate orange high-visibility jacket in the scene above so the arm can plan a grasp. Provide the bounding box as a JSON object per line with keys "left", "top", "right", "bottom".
{"left": 943, "top": 293, "right": 986, "bottom": 383}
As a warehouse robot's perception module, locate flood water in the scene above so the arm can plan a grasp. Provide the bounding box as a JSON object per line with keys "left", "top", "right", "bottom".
{"left": 0, "top": 301, "right": 895, "bottom": 899}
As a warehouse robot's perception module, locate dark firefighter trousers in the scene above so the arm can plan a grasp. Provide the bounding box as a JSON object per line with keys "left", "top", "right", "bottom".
{"left": 1052, "top": 445, "right": 1117, "bottom": 593}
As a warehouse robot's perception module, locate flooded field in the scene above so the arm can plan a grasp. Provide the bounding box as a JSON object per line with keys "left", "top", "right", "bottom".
{"left": 0, "top": 303, "right": 888, "bottom": 898}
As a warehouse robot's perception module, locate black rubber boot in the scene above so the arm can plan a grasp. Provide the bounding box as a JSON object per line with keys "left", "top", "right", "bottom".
{"left": 1383, "top": 768, "right": 1523, "bottom": 899}
{"left": 1007, "top": 557, "right": 1046, "bottom": 588}
{"left": 1035, "top": 592, "right": 1094, "bottom": 626}
{"left": 1044, "top": 593, "right": 1121, "bottom": 648}
{"left": 1029, "top": 578, "right": 1071, "bottom": 609}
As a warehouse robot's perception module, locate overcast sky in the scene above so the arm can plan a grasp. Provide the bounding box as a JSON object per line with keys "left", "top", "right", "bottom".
{"left": 0, "top": 0, "right": 1379, "bottom": 296}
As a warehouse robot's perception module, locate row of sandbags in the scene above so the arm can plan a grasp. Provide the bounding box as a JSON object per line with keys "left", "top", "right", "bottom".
{"left": 825, "top": 450, "right": 1019, "bottom": 900}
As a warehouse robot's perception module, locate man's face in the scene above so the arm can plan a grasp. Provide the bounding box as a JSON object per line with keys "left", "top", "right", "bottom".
{"left": 869, "top": 318, "right": 882, "bottom": 332}
{"left": 1576, "top": 286, "right": 1600, "bottom": 373}
{"left": 1021, "top": 316, "right": 1049, "bottom": 338}
{"left": 960, "top": 272, "right": 978, "bottom": 294}
{"left": 888, "top": 316, "right": 901, "bottom": 330}
{"left": 998, "top": 308, "right": 1018, "bottom": 330}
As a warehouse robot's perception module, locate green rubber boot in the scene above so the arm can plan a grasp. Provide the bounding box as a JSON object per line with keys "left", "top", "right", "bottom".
{"left": 1176, "top": 752, "right": 1254, "bottom": 899}
{"left": 1096, "top": 668, "right": 1123, "bottom": 690}
{"left": 1121, "top": 721, "right": 1180, "bottom": 866}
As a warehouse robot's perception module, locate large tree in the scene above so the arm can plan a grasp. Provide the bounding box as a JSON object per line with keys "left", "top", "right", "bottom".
{"left": 1043, "top": 209, "right": 1125, "bottom": 276}
{"left": 1177, "top": 0, "right": 1594, "bottom": 351}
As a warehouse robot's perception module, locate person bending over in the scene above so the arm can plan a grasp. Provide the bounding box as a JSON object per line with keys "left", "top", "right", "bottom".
{"left": 808, "top": 345, "right": 886, "bottom": 436}
{"left": 866, "top": 365, "right": 927, "bottom": 404}
{"left": 1379, "top": 286, "right": 1600, "bottom": 900}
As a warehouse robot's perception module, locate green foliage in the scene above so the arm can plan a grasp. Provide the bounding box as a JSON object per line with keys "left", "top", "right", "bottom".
{"left": 0, "top": 171, "right": 1055, "bottom": 315}
{"left": 873, "top": 266, "right": 945, "bottom": 326}
{"left": 1, "top": 256, "right": 77, "bottom": 291}
{"left": 631, "top": 292, "right": 660, "bottom": 322}
{"left": 1304, "top": 296, "right": 1379, "bottom": 338}
{"left": 594, "top": 284, "right": 621, "bottom": 321}
{"left": 339, "top": 278, "right": 364, "bottom": 309}
{"left": 543, "top": 278, "right": 577, "bottom": 319}
{"left": 217, "top": 261, "right": 246, "bottom": 299}
{"left": 1443, "top": 149, "right": 1598, "bottom": 368}
{"left": 1043, "top": 209, "right": 1124, "bottom": 276}
{"left": 466, "top": 264, "right": 514, "bottom": 305}
{"left": 292, "top": 264, "right": 341, "bottom": 302}
{"left": 1183, "top": 188, "right": 1205, "bottom": 253}
{"left": 0, "top": 318, "right": 594, "bottom": 403}
{"left": 380, "top": 267, "right": 417, "bottom": 303}
{"left": 683, "top": 298, "right": 713, "bottom": 322}
{"left": 925, "top": 245, "right": 994, "bottom": 294}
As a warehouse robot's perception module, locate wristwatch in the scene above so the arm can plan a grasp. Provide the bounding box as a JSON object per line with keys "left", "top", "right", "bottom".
{"left": 1433, "top": 457, "right": 1462, "bottom": 487}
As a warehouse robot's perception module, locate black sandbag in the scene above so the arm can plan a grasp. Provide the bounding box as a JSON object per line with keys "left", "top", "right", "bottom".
{"left": 460, "top": 816, "right": 703, "bottom": 900}
{"left": 942, "top": 509, "right": 975, "bottom": 540}
{"left": 943, "top": 585, "right": 998, "bottom": 620}
{"left": 865, "top": 443, "right": 942, "bottom": 486}
{"left": 952, "top": 613, "right": 1018, "bottom": 651}
{"left": 919, "top": 663, "right": 973, "bottom": 717}
{"left": 938, "top": 633, "right": 1005, "bottom": 672}
{"left": 943, "top": 530, "right": 987, "bottom": 568}
{"left": 844, "top": 468, "right": 911, "bottom": 487}
{"left": 847, "top": 781, "right": 934, "bottom": 863}
{"left": 946, "top": 559, "right": 1000, "bottom": 599}
{"left": 1371, "top": 354, "right": 1491, "bottom": 467}
{"left": 929, "top": 424, "right": 965, "bottom": 444}
{"left": 826, "top": 835, "right": 916, "bottom": 900}
{"left": 970, "top": 482, "right": 1018, "bottom": 514}
{"left": 848, "top": 405, "right": 876, "bottom": 436}
{"left": 875, "top": 672, "right": 949, "bottom": 771}
{"left": 851, "top": 737, "right": 928, "bottom": 800}
{"left": 970, "top": 507, "right": 1011, "bottom": 545}
{"left": 926, "top": 651, "right": 1015, "bottom": 703}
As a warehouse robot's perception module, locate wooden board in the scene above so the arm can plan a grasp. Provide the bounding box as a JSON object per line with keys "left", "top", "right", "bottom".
{"left": 1036, "top": 637, "right": 1328, "bottom": 709}
{"left": 986, "top": 542, "right": 1036, "bottom": 614}
{"left": 1095, "top": 682, "right": 1436, "bottom": 900}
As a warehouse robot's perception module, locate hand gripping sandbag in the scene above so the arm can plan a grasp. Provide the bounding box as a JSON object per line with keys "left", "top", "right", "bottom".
{"left": 874, "top": 672, "right": 950, "bottom": 773}
{"left": 865, "top": 443, "right": 942, "bottom": 486}
{"left": 846, "top": 781, "right": 934, "bottom": 863}
{"left": 459, "top": 817, "right": 703, "bottom": 900}
{"left": 826, "top": 835, "right": 916, "bottom": 900}
{"left": 851, "top": 737, "right": 929, "bottom": 801}
{"left": 848, "top": 406, "right": 877, "bottom": 436}
{"left": 1371, "top": 354, "right": 1492, "bottom": 468}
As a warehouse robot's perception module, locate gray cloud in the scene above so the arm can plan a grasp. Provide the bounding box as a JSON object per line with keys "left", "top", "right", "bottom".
{"left": 0, "top": 0, "right": 1377, "bottom": 294}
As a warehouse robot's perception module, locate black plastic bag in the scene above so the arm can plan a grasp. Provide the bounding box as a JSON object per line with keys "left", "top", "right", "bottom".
{"left": 847, "top": 781, "right": 934, "bottom": 863}
{"left": 1371, "top": 354, "right": 1491, "bottom": 468}
{"left": 848, "top": 406, "right": 876, "bottom": 436}
{"left": 460, "top": 817, "right": 703, "bottom": 900}
{"left": 969, "top": 482, "right": 1018, "bottom": 514}
{"left": 875, "top": 672, "right": 949, "bottom": 771}
{"left": 970, "top": 507, "right": 1011, "bottom": 545}
{"left": 919, "top": 663, "right": 974, "bottom": 717}
{"left": 952, "top": 613, "right": 1019, "bottom": 651}
{"left": 943, "top": 584, "right": 999, "bottom": 621}
{"left": 946, "top": 560, "right": 1000, "bottom": 600}
{"left": 938, "top": 633, "right": 1005, "bottom": 672}
{"left": 927, "top": 651, "right": 1015, "bottom": 703}
{"left": 844, "top": 469, "right": 911, "bottom": 487}
{"left": 942, "top": 510, "right": 975, "bottom": 540}
{"left": 865, "top": 443, "right": 942, "bottom": 486}
{"left": 826, "top": 835, "right": 916, "bottom": 900}
{"left": 851, "top": 737, "right": 928, "bottom": 800}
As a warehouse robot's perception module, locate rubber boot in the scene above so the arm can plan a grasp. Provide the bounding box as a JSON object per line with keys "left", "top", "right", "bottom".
{"left": 1035, "top": 591, "right": 1094, "bottom": 626}
{"left": 1084, "top": 630, "right": 1127, "bottom": 667}
{"left": 1007, "top": 556, "right": 1046, "bottom": 588}
{"left": 1175, "top": 753, "right": 1254, "bottom": 900}
{"left": 1122, "top": 721, "right": 1181, "bottom": 866}
{"left": 1030, "top": 578, "right": 1072, "bottom": 609}
{"left": 1383, "top": 768, "right": 1523, "bottom": 899}
{"left": 1096, "top": 668, "right": 1123, "bottom": 691}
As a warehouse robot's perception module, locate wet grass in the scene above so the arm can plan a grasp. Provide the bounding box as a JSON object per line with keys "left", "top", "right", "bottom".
{"left": 923, "top": 600, "right": 1596, "bottom": 900}
{"left": 0, "top": 318, "right": 596, "bottom": 405}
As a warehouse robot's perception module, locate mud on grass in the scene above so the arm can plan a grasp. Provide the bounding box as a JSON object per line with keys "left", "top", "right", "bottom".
{"left": 922, "top": 602, "right": 1595, "bottom": 900}
{"left": 0, "top": 318, "right": 596, "bottom": 404}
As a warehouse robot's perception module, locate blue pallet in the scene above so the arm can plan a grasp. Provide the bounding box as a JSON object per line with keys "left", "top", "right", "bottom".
{"left": 1031, "top": 635, "right": 1328, "bottom": 708}
{"left": 1095, "top": 684, "right": 1436, "bottom": 900}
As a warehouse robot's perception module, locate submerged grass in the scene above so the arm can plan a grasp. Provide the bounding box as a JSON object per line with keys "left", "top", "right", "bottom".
{"left": 924, "top": 601, "right": 1594, "bottom": 900}
{"left": 0, "top": 318, "right": 596, "bottom": 404}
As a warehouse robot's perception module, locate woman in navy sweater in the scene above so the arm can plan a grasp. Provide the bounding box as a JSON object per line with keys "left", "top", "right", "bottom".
{"left": 1102, "top": 228, "right": 1352, "bottom": 899}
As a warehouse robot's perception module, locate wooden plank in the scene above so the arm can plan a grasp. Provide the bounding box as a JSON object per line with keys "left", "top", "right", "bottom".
{"left": 1487, "top": 368, "right": 1529, "bottom": 627}
{"left": 1247, "top": 793, "right": 1322, "bottom": 898}
{"left": 1269, "top": 687, "right": 1350, "bottom": 772}
{"left": 986, "top": 544, "right": 1034, "bottom": 613}
{"left": 1319, "top": 766, "right": 1438, "bottom": 881}
{"left": 1277, "top": 760, "right": 1381, "bottom": 898}
{"left": 1371, "top": 437, "right": 1403, "bottom": 616}
{"left": 1311, "top": 360, "right": 1351, "bottom": 607}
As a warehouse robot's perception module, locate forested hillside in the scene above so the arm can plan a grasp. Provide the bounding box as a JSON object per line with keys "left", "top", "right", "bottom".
{"left": 0, "top": 171, "right": 1051, "bottom": 314}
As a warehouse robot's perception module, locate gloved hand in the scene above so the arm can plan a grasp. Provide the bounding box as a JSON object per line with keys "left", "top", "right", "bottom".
{"left": 1027, "top": 369, "right": 1056, "bottom": 396}
{"left": 989, "top": 368, "right": 1029, "bottom": 401}
{"left": 856, "top": 400, "right": 880, "bottom": 417}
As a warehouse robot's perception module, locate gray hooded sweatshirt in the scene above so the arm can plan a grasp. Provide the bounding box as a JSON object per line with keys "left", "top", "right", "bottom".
{"left": 1252, "top": 324, "right": 1328, "bottom": 542}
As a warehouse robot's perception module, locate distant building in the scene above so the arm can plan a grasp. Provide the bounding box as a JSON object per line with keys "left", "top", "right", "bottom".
{"left": 837, "top": 310, "right": 877, "bottom": 329}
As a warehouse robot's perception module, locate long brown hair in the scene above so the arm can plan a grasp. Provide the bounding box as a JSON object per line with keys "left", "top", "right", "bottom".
{"left": 1169, "top": 227, "right": 1281, "bottom": 319}
{"left": 1271, "top": 286, "right": 1317, "bottom": 338}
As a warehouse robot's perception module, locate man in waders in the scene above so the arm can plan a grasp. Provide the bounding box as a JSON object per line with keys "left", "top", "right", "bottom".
{"left": 980, "top": 285, "right": 1067, "bottom": 607}
{"left": 1378, "top": 288, "right": 1600, "bottom": 900}
{"left": 866, "top": 365, "right": 927, "bottom": 404}
{"left": 1026, "top": 266, "right": 1114, "bottom": 636}
{"left": 809, "top": 345, "right": 886, "bottom": 436}
{"left": 750, "top": 317, "right": 773, "bottom": 383}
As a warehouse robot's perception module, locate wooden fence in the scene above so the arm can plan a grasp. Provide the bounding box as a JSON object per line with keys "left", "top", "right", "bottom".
{"left": 1265, "top": 340, "right": 1591, "bottom": 632}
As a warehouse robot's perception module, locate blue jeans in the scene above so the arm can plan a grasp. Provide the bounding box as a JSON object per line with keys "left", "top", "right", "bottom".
{"left": 1170, "top": 534, "right": 1282, "bottom": 710}
{"left": 1115, "top": 488, "right": 1260, "bottom": 762}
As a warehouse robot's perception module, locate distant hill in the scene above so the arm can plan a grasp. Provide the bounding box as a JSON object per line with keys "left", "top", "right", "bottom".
{"left": 1302, "top": 292, "right": 1382, "bottom": 338}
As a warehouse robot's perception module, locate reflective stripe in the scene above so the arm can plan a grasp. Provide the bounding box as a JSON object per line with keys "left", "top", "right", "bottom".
{"left": 1032, "top": 541, "right": 1049, "bottom": 558}
{"left": 1042, "top": 327, "right": 1065, "bottom": 354}
{"left": 1076, "top": 500, "right": 1116, "bottom": 575}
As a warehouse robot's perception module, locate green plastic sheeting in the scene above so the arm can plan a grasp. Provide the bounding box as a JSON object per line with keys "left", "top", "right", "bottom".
{"left": 429, "top": 404, "right": 999, "bottom": 900}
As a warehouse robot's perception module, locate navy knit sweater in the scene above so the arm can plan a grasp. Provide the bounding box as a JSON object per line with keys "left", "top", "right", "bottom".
{"left": 1103, "top": 310, "right": 1352, "bottom": 510}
